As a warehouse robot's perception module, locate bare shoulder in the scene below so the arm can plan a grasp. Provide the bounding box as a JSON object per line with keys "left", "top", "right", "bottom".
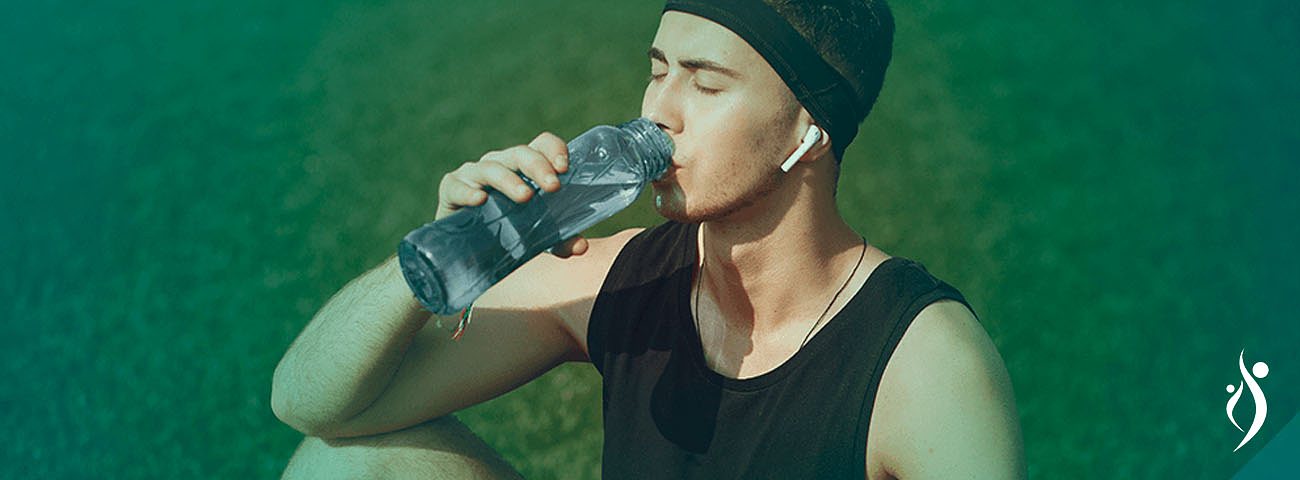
{"left": 487, "top": 228, "right": 644, "bottom": 361}
{"left": 865, "top": 300, "right": 1027, "bottom": 480}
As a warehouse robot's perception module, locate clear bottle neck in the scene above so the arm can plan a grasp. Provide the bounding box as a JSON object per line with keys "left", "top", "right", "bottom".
{"left": 616, "top": 117, "right": 674, "bottom": 181}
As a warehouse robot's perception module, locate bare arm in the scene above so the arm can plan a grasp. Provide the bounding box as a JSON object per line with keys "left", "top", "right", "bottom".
{"left": 270, "top": 253, "right": 436, "bottom": 436}
{"left": 271, "top": 131, "right": 613, "bottom": 438}
{"left": 320, "top": 231, "right": 636, "bottom": 438}
{"left": 869, "top": 300, "right": 1027, "bottom": 479}
{"left": 271, "top": 235, "right": 628, "bottom": 438}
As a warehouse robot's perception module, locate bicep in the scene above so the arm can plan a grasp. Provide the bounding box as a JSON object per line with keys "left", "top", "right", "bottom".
{"left": 873, "top": 300, "right": 1027, "bottom": 479}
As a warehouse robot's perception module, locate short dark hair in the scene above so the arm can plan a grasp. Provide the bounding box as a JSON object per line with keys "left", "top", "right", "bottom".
{"left": 764, "top": 0, "right": 895, "bottom": 121}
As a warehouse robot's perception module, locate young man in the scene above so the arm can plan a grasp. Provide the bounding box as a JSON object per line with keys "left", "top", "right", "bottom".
{"left": 272, "top": 1, "right": 1026, "bottom": 478}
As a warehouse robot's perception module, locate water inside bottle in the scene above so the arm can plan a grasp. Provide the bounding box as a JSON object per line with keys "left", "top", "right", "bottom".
{"left": 398, "top": 179, "right": 645, "bottom": 314}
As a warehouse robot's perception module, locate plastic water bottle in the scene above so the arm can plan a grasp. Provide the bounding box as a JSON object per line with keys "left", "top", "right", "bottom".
{"left": 398, "top": 117, "right": 673, "bottom": 316}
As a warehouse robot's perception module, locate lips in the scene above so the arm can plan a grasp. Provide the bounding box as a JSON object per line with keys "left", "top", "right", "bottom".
{"left": 653, "top": 167, "right": 679, "bottom": 184}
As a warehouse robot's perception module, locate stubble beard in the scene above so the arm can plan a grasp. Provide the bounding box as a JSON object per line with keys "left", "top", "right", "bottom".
{"left": 654, "top": 110, "right": 799, "bottom": 224}
{"left": 652, "top": 167, "right": 783, "bottom": 224}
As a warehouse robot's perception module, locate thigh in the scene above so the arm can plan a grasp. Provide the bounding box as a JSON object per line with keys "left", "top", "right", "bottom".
{"left": 282, "top": 415, "right": 525, "bottom": 480}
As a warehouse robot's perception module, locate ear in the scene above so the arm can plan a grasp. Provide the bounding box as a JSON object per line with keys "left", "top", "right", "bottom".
{"left": 804, "top": 124, "right": 832, "bottom": 161}
{"left": 780, "top": 124, "right": 832, "bottom": 172}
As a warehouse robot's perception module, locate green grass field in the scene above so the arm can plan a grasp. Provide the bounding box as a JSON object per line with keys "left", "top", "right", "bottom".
{"left": 3, "top": 0, "right": 1297, "bottom": 478}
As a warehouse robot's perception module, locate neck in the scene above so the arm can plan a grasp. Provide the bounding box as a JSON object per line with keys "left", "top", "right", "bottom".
{"left": 696, "top": 168, "right": 869, "bottom": 336}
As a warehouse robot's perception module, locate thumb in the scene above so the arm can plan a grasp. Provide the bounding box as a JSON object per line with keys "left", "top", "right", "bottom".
{"left": 548, "top": 236, "right": 589, "bottom": 258}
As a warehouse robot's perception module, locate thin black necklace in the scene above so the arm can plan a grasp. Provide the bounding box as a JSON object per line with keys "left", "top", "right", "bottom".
{"left": 693, "top": 227, "right": 869, "bottom": 355}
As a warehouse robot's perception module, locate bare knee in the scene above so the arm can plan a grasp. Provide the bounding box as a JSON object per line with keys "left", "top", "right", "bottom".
{"left": 282, "top": 416, "right": 524, "bottom": 480}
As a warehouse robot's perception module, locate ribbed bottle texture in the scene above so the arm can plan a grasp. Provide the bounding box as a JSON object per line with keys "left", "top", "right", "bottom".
{"left": 398, "top": 118, "right": 673, "bottom": 315}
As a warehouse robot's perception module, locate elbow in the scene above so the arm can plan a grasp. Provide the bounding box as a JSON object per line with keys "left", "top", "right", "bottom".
{"left": 271, "top": 386, "right": 349, "bottom": 438}
{"left": 271, "top": 374, "right": 313, "bottom": 435}
{"left": 270, "top": 382, "right": 303, "bottom": 431}
{"left": 271, "top": 366, "right": 341, "bottom": 438}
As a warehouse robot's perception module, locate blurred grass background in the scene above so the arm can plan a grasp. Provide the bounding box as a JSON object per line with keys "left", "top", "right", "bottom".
{"left": 2, "top": 0, "right": 1297, "bottom": 478}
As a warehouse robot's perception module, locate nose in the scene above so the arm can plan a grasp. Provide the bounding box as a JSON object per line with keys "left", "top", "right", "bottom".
{"left": 641, "top": 76, "right": 684, "bottom": 137}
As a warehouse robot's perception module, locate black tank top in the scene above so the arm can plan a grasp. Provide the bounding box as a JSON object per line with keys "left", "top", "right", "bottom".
{"left": 587, "top": 221, "right": 973, "bottom": 479}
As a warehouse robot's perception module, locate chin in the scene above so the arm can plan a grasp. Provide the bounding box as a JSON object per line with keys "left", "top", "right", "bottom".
{"left": 654, "top": 181, "right": 770, "bottom": 224}
{"left": 653, "top": 196, "right": 740, "bottom": 224}
{"left": 652, "top": 183, "right": 694, "bottom": 223}
{"left": 656, "top": 209, "right": 697, "bottom": 224}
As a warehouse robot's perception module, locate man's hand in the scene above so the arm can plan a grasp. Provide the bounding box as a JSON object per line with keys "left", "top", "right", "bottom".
{"left": 435, "top": 131, "right": 589, "bottom": 258}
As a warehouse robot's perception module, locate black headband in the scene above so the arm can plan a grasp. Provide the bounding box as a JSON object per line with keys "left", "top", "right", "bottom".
{"left": 663, "top": 0, "right": 864, "bottom": 160}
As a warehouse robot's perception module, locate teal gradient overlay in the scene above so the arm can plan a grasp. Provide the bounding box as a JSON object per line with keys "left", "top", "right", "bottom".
{"left": 1, "top": 0, "right": 1295, "bottom": 478}
{"left": 1233, "top": 413, "right": 1300, "bottom": 479}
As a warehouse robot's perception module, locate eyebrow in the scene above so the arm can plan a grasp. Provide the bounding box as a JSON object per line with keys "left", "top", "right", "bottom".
{"left": 648, "top": 47, "right": 743, "bottom": 79}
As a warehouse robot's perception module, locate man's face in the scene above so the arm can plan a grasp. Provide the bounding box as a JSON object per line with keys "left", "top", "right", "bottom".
{"left": 643, "top": 11, "right": 805, "bottom": 223}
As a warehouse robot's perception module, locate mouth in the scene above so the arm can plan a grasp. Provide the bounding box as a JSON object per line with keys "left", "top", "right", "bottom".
{"left": 653, "top": 165, "right": 680, "bottom": 183}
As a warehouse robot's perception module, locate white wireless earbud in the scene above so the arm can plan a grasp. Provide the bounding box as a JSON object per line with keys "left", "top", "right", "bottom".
{"left": 780, "top": 125, "right": 823, "bottom": 172}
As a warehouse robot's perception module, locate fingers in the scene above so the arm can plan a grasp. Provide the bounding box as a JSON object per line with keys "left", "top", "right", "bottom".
{"left": 434, "top": 162, "right": 527, "bottom": 219}
{"left": 499, "top": 145, "right": 561, "bottom": 193}
{"left": 434, "top": 132, "right": 569, "bottom": 220}
{"left": 528, "top": 132, "right": 569, "bottom": 174}
{"left": 437, "top": 173, "right": 488, "bottom": 211}
{"left": 471, "top": 159, "right": 537, "bottom": 201}
{"left": 548, "top": 236, "right": 589, "bottom": 259}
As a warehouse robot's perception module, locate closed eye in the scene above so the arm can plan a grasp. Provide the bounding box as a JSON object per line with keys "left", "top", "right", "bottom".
{"left": 693, "top": 82, "right": 721, "bottom": 95}
{"left": 647, "top": 46, "right": 734, "bottom": 96}
{"left": 647, "top": 70, "right": 722, "bottom": 95}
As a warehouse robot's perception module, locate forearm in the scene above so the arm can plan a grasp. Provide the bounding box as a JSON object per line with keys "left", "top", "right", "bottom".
{"left": 271, "top": 253, "right": 435, "bottom": 434}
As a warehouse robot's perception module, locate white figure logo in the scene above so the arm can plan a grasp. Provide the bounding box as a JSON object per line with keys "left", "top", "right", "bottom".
{"left": 1225, "top": 350, "right": 1269, "bottom": 452}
